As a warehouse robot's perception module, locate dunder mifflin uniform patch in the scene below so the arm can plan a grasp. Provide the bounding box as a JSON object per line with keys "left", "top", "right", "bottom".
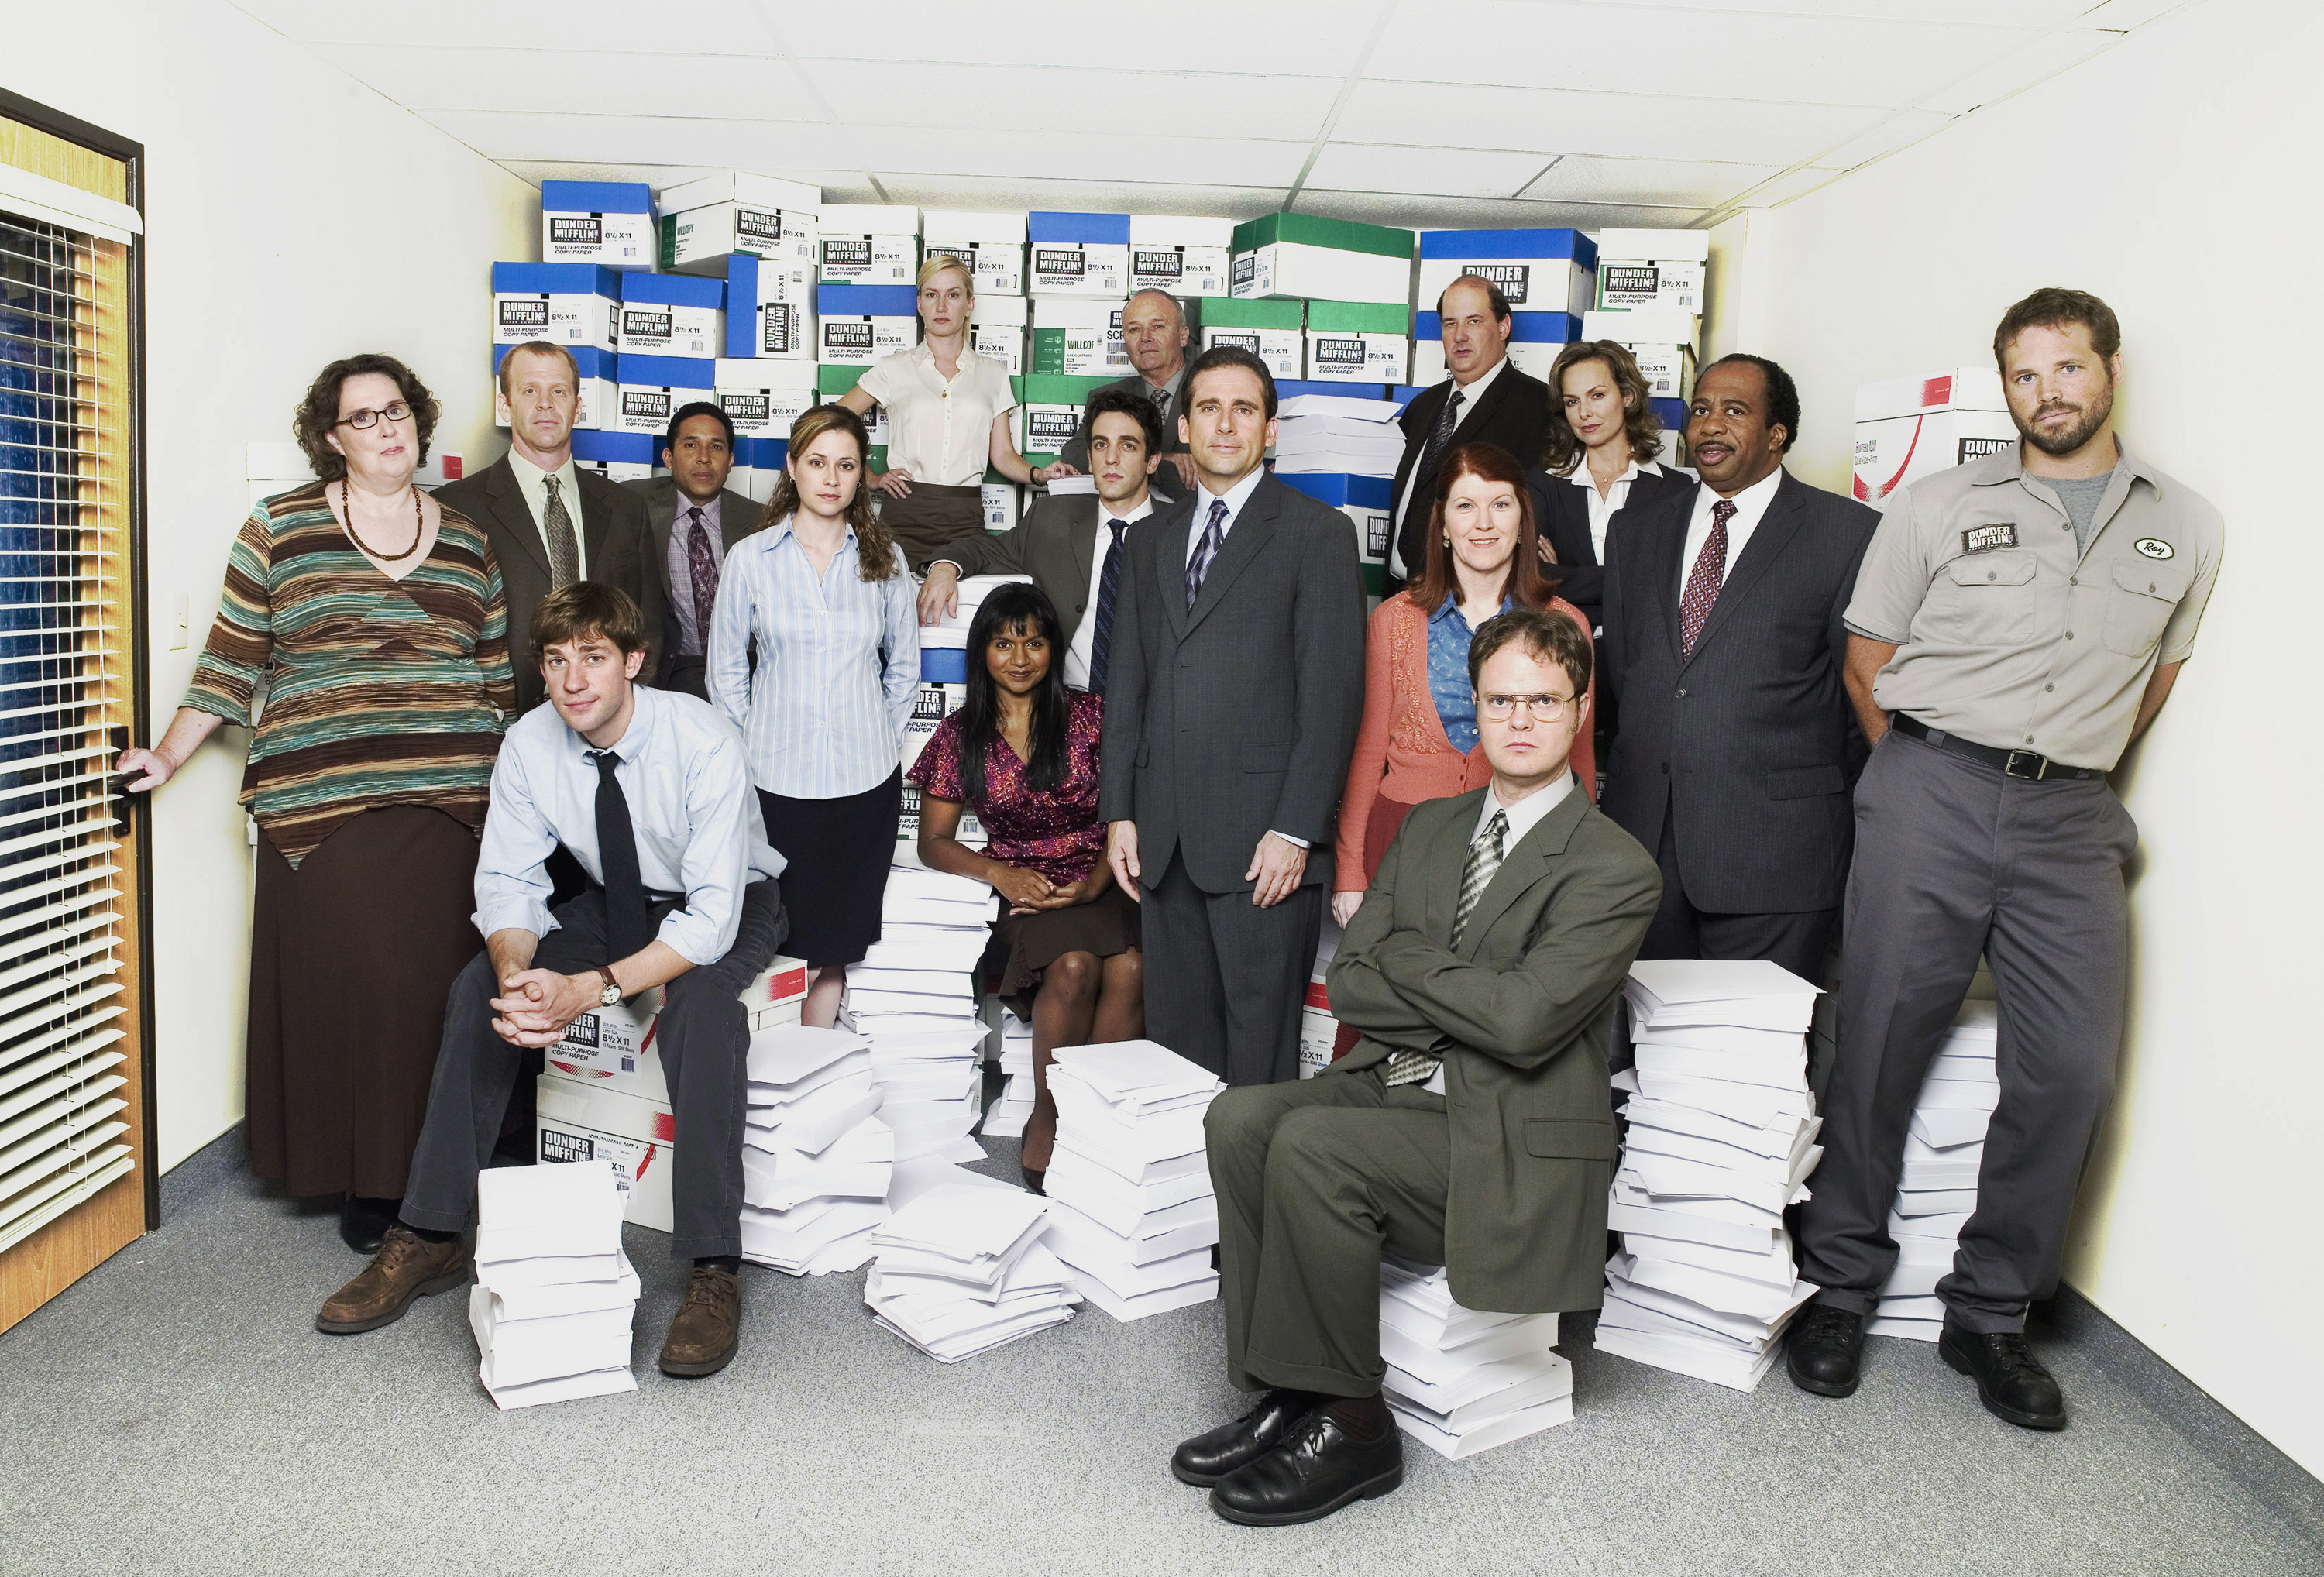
{"left": 1961, "top": 524, "right": 2018, "bottom": 554}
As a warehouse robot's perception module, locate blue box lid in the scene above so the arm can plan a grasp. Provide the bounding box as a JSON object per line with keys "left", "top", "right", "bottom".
{"left": 1387, "top": 385, "right": 1429, "bottom": 406}
{"left": 491, "top": 261, "right": 619, "bottom": 297}
{"left": 572, "top": 428, "right": 655, "bottom": 464}
{"left": 619, "top": 271, "right": 726, "bottom": 308}
{"left": 492, "top": 344, "right": 617, "bottom": 380}
{"left": 920, "top": 645, "right": 969, "bottom": 684}
{"left": 1278, "top": 472, "right": 1393, "bottom": 509}
{"left": 742, "top": 435, "right": 789, "bottom": 470}
{"left": 1650, "top": 397, "right": 1688, "bottom": 431}
{"left": 616, "top": 353, "right": 716, "bottom": 390}
{"left": 1417, "top": 228, "right": 1597, "bottom": 268}
{"left": 541, "top": 180, "right": 656, "bottom": 216}
{"left": 1274, "top": 379, "right": 1386, "bottom": 401}
{"left": 1415, "top": 311, "right": 1579, "bottom": 345}
{"left": 816, "top": 283, "right": 919, "bottom": 317}
{"left": 1027, "top": 211, "right": 1133, "bottom": 246}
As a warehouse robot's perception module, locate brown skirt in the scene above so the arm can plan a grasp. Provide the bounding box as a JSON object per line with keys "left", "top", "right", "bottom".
{"left": 246, "top": 806, "right": 483, "bottom": 1198}
{"left": 880, "top": 482, "right": 985, "bottom": 570}
{"left": 991, "top": 878, "right": 1143, "bottom": 1019}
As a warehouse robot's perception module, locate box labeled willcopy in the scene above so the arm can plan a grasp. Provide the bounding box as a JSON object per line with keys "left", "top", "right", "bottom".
{"left": 541, "top": 181, "right": 657, "bottom": 270}
{"left": 1030, "top": 297, "right": 1129, "bottom": 377}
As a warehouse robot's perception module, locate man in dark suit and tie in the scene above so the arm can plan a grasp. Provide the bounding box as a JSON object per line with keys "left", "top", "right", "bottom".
{"left": 1385, "top": 276, "right": 1552, "bottom": 596}
{"left": 913, "top": 387, "right": 1166, "bottom": 694}
{"left": 1057, "top": 288, "right": 1196, "bottom": 494}
{"left": 1101, "top": 346, "right": 1367, "bottom": 1086}
{"left": 437, "top": 340, "right": 664, "bottom": 714}
{"left": 622, "top": 402, "right": 765, "bottom": 700}
{"left": 1598, "top": 354, "right": 1879, "bottom": 983}
{"left": 1173, "top": 608, "right": 1660, "bottom": 1525}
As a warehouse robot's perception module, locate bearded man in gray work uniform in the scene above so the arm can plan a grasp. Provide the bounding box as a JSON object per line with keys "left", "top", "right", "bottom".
{"left": 1786, "top": 288, "right": 2223, "bottom": 1431}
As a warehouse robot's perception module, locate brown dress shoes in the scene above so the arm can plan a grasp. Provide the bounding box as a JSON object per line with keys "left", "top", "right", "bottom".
{"left": 658, "top": 1263, "right": 742, "bottom": 1377}
{"left": 316, "top": 1225, "right": 470, "bottom": 1334}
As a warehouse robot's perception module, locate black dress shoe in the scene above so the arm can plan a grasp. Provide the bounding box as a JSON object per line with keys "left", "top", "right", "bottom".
{"left": 1172, "top": 1388, "right": 1318, "bottom": 1487}
{"left": 1209, "top": 1410, "right": 1404, "bottom": 1527}
{"left": 339, "top": 1196, "right": 399, "bottom": 1254}
{"left": 1941, "top": 1322, "right": 2067, "bottom": 1431}
{"left": 1020, "top": 1166, "right": 1045, "bottom": 1196}
{"left": 1786, "top": 1304, "right": 1865, "bottom": 1397}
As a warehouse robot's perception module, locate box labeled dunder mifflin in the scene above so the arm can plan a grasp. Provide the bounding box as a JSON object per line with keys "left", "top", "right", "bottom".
{"left": 924, "top": 211, "right": 1028, "bottom": 296}
{"left": 658, "top": 171, "right": 820, "bottom": 277}
{"left": 613, "top": 353, "right": 715, "bottom": 437}
{"left": 1028, "top": 212, "right": 1130, "bottom": 297}
{"left": 817, "top": 204, "right": 921, "bottom": 285}
{"left": 724, "top": 255, "right": 813, "bottom": 360}
{"left": 968, "top": 292, "right": 1029, "bottom": 374}
{"left": 1852, "top": 367, "right": 2015, "bottom": 509}
{"left": 1582, "top": 308, "right": 1698, "bottom": 402}
{"left": 541, "top": 180, "right": 657, "bottom": 270}
{"left": 535, "top": 1078, "right": 676, "bottom": 1232}
{"left": 543, "top": 954, "right": 810, "bottom": 1105}
{"left": 1019, "top": 373, "right": 1113, "bottom": 466}
{"left": 815, "top": 283, "right": 917, "bottom": 366}
{"left": 713, "top": 358, "right": 820, "bottom": 444}
{"left": 616, "top": 272, "right": 725, "bottom": 359}
{"left": 1411, "top": 311, "right": 1580, "bottom": 384}
{"left": 1416, "top": 229, "right": 1597, "bottom": 318}
{"left": 1232, "top": 214, "right": 1414, "bottom": 307}
{"left": 1129, "top": 215, "right": 1235, "bottom": 297}
{"left": 1304, "top": 301, "right": 1410, "bottom": 385}
{"left": 1593, "top": 228, "right": 1709, "bottom": 314}
{"left": 491, "top": 263, "right": 620, "bottom": 349}
{"left": 1200, "top": 296, "right": 1305, "bottom": 380}
{"left": 493, "top": 345, "right": 617, "bottom": 431}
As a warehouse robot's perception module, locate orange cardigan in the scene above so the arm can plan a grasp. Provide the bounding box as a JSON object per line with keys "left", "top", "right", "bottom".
{"left": 1335, "top": 591, "right": 1597, "bottom": 892}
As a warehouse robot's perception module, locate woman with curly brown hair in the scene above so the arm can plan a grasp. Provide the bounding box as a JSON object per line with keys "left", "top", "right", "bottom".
{"left": 706, "top": 401, "right": 917, "bottom": 1026}
{"left": 116, "top": 353, "right": 515, "bottom": 1250}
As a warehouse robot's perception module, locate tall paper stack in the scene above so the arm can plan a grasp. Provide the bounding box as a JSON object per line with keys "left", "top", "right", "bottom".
{"left": 1042, "top": 1041, "right": 1223, "bottom": 1321}
{"left": 1271, "top": 393, "right": 1408, "bottom": 477}
{"left": 865, "top": 1179, "right": 1078, "bottom": 1360}
{"left": 844, "top": 866, "right": 994, "bottom": 1164}
{"left": 737, "top": 1023, "right": 894, "bottom": 1276}
{"left": 1597, "top": 960, "right": 1823, "bottom": 1392}
{"left": 469, "top": 1160, "right": 639, "bottom": 1409}
{"left": 1868, "top": 1000, "right": 2000, "bottom": 1340}
{"left": 1380, "top": 1256, "right": 1571, "bottom": 1459}
{"left": 980, "top": 1008, "right": 1037, "bottom": 1139}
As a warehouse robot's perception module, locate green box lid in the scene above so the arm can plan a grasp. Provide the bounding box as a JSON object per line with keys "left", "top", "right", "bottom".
{"left": 816, "top": 363, "right": 867, "bottom": 395}
{"left": 1305, "top": 300, "right": 1409, "bottom": 333}
{"left": 1199, "top": 296, "right": 1305, "bottom": 330}
{"left": 1019, "top": 373, "right": 1115, "bottom": 404}
{"left": 1230, "top": 211, "right": 1415, "bottom": 262}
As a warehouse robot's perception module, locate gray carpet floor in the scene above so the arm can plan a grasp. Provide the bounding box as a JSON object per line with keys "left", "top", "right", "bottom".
{"left": 3, "top": 1125, "right": 2317, "bottom": 1577}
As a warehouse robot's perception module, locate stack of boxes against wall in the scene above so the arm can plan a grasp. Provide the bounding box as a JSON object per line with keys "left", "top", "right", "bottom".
{"left": 1580, "top": 228, "right": 1707, "bottom": 462}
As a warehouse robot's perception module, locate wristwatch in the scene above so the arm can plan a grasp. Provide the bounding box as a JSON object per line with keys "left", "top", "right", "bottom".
{"left": 593, "top": 966, "right": 622, "bottom": 1007}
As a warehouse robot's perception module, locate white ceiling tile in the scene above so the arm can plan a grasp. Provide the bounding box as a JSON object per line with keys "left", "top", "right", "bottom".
{"left": 869, "top": 175, "right": 1290, "bottom": 221}
{"left": 848, "top": 127, "right": 1312, "bottom": 190}
{"left": 1336, "top": 79, "right": 1896, "bottom": 167}
{"left": 1548, "top": 0, "right": 2093, "bottom": 22}
{"left": 1914, "top": 28, "right": 2119, "bottom": 113}
{"left": 1297, "top": 188, "right": 1710, "bottom": 232}
{"left": 420, "top": 111, "right": 858, "bottom": 174}
{"left": 1522, "top": 154, "right": 1784, "bottom": 208}
{"left": 1807, "top": 108, "right": 1960, "bottom": 170}
{"left": 1305, "top": 144, "right": 1555, "bottom": 200}
{"left": 1365, "top": 2, "right": 2050, "bottom": 108}
{"left": 230, "top": 0, "right": 775, "bottom": 50}
{"left": 776, "top": 0, "right": 1383, "bottom": 74}
{"left": 502, "top": 161, "right": 878, "bottom": 202}
{"left": 308, "top": 45, "right": 813, "bottom": 118}
{"left": 2073, "top": 0, "right": 2198, "bottom": 29}
{"left": 804, "top": 62, "right": 1340, "bottom": 143}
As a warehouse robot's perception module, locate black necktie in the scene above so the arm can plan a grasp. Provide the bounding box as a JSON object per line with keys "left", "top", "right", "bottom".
{"left": 587, "top": 749, "right": 656, "bottom": 964}
{"left": 1413, "top": 388, "right": 1466, "bottom": 506}
{"left": 1087, "top": 517, "right": 1130, "bottom": 696}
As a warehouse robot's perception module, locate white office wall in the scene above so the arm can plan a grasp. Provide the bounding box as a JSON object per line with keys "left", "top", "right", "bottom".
{"left": 1, "top": 3, "right": 537, "bottom": 1171}
{"left": 1734, "top": 0, "right": 2324, "bottom": 1473}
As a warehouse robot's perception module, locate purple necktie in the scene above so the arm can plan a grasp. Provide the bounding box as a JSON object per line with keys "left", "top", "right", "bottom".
{"left": 1679, "top": 499, "right": 1736, "bottom": 655}
{"left": 686, "top": 506, "right": 719, "bottom": 650}
{"left": 1186, "top": 499, "right": 1228, "bottom": 610}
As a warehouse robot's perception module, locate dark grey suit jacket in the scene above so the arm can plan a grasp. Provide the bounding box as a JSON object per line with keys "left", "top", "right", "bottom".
{"left": 924, "top": 491, "right": 1102, "bottom": 642}
{"left": 1388, "top": 362, "right": 1552, "bottom": 586}
{"left": 622, "top": 475, "right": 765, "bottom": 694}
{"left": 1599, "top": 469, "right": 1877, "bottom": 915}
{"left": 1097, "top": 470, "right": 1367, "bottom": 894}
{"left": 435, "top": 454, "right": 665, "bottom": 715}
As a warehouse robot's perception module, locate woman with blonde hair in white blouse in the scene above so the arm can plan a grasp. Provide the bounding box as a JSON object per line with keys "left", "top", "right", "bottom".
{"left": 836, "top": 253, "right": 1068, "bottom": 567}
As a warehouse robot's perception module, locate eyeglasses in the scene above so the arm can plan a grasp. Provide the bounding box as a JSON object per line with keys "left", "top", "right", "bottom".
{"left": 1480, "top": 692, "right": 1576, "bottom": 723}
{"left": 334, "top": 400, "right": 411, "bottom": 431}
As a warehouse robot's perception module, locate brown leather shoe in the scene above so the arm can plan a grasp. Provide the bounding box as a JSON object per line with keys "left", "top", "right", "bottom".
{"left": 658, "top": 1264, "right": 741, "bottom": 1377}
{"left": 316, "top": 1225, "right": 469, "bottom": 1334}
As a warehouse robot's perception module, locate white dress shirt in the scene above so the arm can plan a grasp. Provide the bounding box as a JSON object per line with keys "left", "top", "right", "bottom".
{"left": 1064, "top": 492, "right": 1153, "bottom": 691}
{"left": 473, "top": 685, "right": 785, "bottom": 967}
{"left": 1425, "top": 768, "right": 1577, "bottom": 1094}
{"left": 1678, "top": 465, "right": 1786, "bottom": 596}
{"left": 1389, "top": 355, "right": 1510, "bottom": 575}
{"left": 507, "top": 447, "right": 589, "bottom": 578}
{"left": 856, "top": 343, "right": 1017, "bottom": 489}
{"left": 1564, "top": 457, "right": 1663, "bottom": 566}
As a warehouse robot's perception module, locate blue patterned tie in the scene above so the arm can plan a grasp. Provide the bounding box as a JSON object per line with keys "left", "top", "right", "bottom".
{"left": 1185, "top": 498, "right": 1228, "bottom": 610}
{"left": 1087, "top": 517, "right": 1130, "bottom": 696}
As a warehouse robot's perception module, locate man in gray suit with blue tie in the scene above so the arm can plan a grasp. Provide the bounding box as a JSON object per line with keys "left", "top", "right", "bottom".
{"left": 1101, "top": 346, "right": 1367, "bottom": 1085}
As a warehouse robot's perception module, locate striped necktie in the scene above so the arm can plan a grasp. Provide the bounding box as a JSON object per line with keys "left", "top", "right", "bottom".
{"left": 541, "top": 474, "right": 580, "bottom": 589}
{"left": 1383, "top": 809, "right": 1508, "bottom": 1088}
{"left": 1679, "top": 499, "right": 1737, "bottom": 655}
{"left": 1185, "top": 498, "right": 1227, "bottom": 610}
{"left": 1087, "top": 517, "right": 1130, "bottom": 696}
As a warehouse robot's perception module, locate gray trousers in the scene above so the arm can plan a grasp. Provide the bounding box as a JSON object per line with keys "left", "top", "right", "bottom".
{"left": 1795, "top": 731, "right": 2136, "bottom": 1333}
{"left": 401, "top": 879, "right": 786, "bottom": 1261}
{"left": 1143, "top": 851, "right": 1323, "bottom": 1087}
{"left": 1208, "top": 1070, "right": 1450, "bottom": 1397}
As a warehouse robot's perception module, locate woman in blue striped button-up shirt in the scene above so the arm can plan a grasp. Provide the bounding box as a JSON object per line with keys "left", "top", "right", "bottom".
{"left": 708, "top": 404, "right": 920, "bottom": 1026}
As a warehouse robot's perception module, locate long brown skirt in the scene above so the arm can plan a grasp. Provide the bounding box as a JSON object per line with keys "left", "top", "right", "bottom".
{"left": 246, "top": 806, "right": 483, "bottom": 1198}
{"left": 879, "top": 482, "right": 985, "bottom": 571}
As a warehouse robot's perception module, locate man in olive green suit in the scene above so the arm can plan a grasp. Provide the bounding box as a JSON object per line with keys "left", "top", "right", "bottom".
{"left": 1174, "top": 607, "right": 1661, "bottom": 1527}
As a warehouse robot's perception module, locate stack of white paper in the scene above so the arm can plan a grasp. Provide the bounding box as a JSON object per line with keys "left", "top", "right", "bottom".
{"left": 921, "top": 572, "right": 1034, "bottom": 652}
{"left": 1379, "top": 1256, "right": 1571, "bottom": 1459}
{"left": 844, "top": 864, "right": 995, "bottom": 1164}
{"left": 736, "top": 1023, "right": 895, "bottom": 1276}
{"left": 1868, "top": 1000, "right": 1999, "bottom": 1341}
{"left": 1271, "top": 393, "right": 1407, "bottom": 476}
{"left": 980, "top": 1008, "right": 1037, "bottom": 1139}
{"left": 1042, "top": 1040, "right": 1224, "bottom": 1321}
{"left": 865, "top": 1179, "right": 1077, "bottom": 1361}
{"left": 1597, "top": 960, "right": 1824, "bottom": 1393}
{"left": 469, "top": 1160, "right": 639, "bottom": 1409}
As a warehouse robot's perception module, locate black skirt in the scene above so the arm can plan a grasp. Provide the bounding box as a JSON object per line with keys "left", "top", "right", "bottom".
{"left": 989, "top": 877, "right": 1143, "bottom": 1019}
{"left": 758, "top": 771, "right": 903, "bottom": 968}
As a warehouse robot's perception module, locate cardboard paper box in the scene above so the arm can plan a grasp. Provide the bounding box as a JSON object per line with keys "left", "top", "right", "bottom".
{"left": 813, "top": 363, "right": 893, "bottom": 445}
{"left": 535, "top": 1077, "right": 676, "bottom": 1232}
{"left": 658, "top": 172, "right": 820, "bottom": 277}
{"left": 817, "top": 204, "right": 921, "bottom": 285}
{"left": 494, "top": 345, "right": 617, "bottom": 431}
{"left": 1027, "top": 211, "right": 1131, "bottom": 297}
{"left": 544, "top": 955, "right": 810, "bottom": 1105}
{"left": 1304, "top": 300, "right": 1410, "bottom": 385}
{"left": 1232, "top": 213, "right": 1413, "bottom": 306}
{"left": 541, "top": 180, "right": 656, "bottom": 271}
{"left": 1030, "top": 297, "right": 1129, "bottom": 377}
{"left": 1853, "top": 367, "right": 2015, "bottom": 508}
{"left": 612, "top": 353, "right": 716, "bottom": 437}
{"left": 1581, "top": 309, "right": 1698, "bottom": 401}
{"left": 1411, "top": 310, "right": 1580, "bottom": 384}
{"left": 968, "top": 291, "right": 1030, "bottom": 374}
{"left": 814, "top": 283, "right": 917, "bottom": 366}
{"left": 1200, "top": 296, "right": 1305, "bottom": 380}
{"left": 1129, "top": 215, "right": 1235, "bottom": 297}
{"left": 1417, "top": 228, "right": 1597, "bottom": 318}
{"left": 1596, "top": 228, "right": 1710, "bottom": 263}
{"left": 983, "top": 481, "right": 1019, "bottom": 534}
{"left": 713, "top": 357, "right": 819, "bottom": 444}
{"left": 491, "top": 262, "right": 619, "bottom": 349}
{"left": 571, "top": 428, "right": 654, "bottom": 483}
{"left": 616, "top": 271, "right": 726, "bottom": 359}
{"left": 1593, "top": 229, "right": 1709, "bottom": 310}
{"left": 1281, "top": 472, "right": 1392, "bottom": 569}
{"left": 924, "top": 210, "right": 1029, "bottom": 296}
{"left": 724, "top": 254, "right": 813, "bottom": 360}
{"left": 1018, "top": 373, "right": 1114, "bottom": 466}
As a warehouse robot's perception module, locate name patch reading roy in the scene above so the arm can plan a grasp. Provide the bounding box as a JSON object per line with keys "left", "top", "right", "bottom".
{"left": 1961, "top": 524, "right": 2017, "bottom": 555}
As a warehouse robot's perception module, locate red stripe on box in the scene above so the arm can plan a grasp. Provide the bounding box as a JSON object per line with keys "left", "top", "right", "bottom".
{"left": 651, "top": 1112, "right": 676, "bottom": 1142}
{"left": 546, "top": 1058, "right": 613, "bottom": 1081}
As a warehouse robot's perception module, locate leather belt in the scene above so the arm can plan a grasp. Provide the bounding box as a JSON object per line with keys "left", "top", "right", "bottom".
{"left": 1887, "top": 713, "right": 2103, "bottom": 782}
